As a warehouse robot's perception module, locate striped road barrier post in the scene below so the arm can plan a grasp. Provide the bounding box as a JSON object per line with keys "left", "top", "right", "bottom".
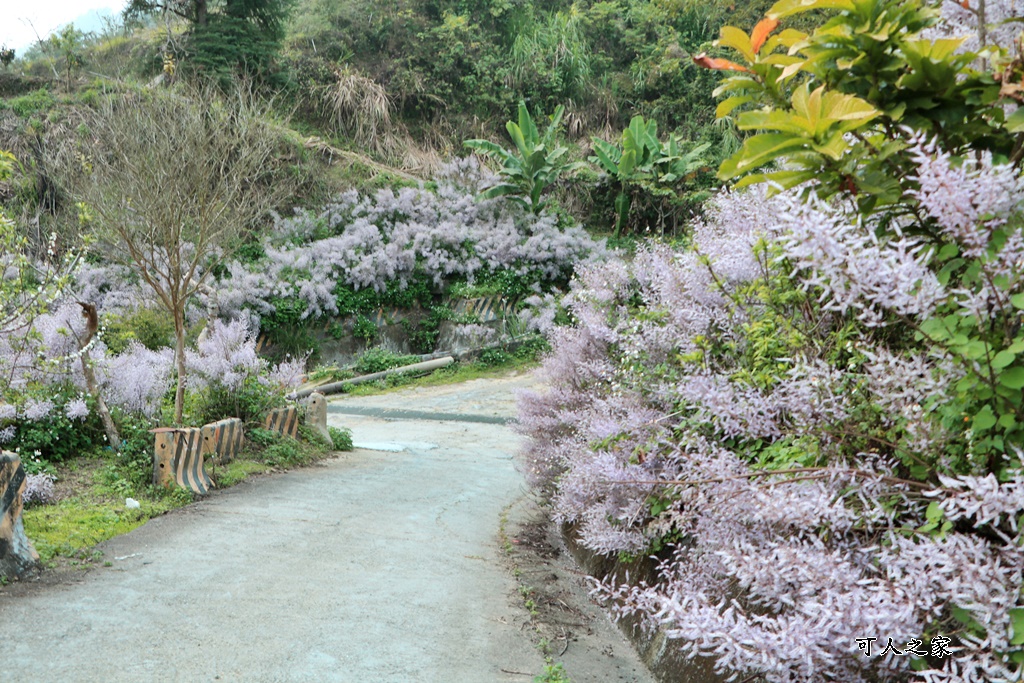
{"left": 151, "top": 428, "right": 212, "bottom": 495}
{"left": 0, "top": 451, "right": 40, "bottom": 577}
{"left": 264, "top": 406, "right": 299, "bottom": 439}
{"left": 200, "top": 418, "right": 244, "bottom": 465}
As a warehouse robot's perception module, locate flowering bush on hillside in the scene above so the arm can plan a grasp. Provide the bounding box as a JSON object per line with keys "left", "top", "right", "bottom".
{"left": 210, "top": 158, "right": 606, "bottom": 331}
{"left": 517, "top": 160, "right": 1024, "bottom": 682}
{"left": 22, "top": 473, "right": 55, "bottom": 505}
{"left": 0, "top": 307, "right": 302, "bottom": 458}
{"left": 517, "top": 0, "right": 1024, "bottom": 678}
{"left": 186, "top": 318, "right": 304, "bottom": 424}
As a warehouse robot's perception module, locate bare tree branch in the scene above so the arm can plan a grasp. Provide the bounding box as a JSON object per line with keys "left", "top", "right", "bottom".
{"left": 76, "top": 84, "right": 291, "bottom": 423}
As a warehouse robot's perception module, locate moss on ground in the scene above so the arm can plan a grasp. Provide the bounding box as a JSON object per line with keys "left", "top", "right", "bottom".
{"left": 23, "top": 492, "right": 188, "bottom": 564}
{"left": 210, "top": 459, "right": 276, "bottom": 488}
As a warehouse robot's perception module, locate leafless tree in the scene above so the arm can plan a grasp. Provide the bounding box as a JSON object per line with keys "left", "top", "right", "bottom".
{"left": 79, "top": 85, "right": 289, "bottom": 424}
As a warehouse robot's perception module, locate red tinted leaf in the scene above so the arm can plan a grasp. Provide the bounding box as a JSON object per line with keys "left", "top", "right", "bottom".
{"left": 750, "top": 17, "right": 780, "bottom": 53}
{"left": 693, "top": 53, "right": 753, "bottom": 73}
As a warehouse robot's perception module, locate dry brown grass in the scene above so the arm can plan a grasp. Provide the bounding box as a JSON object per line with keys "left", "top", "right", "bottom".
{"left": 323, "top": 66, "right": 394, "bottom": 152}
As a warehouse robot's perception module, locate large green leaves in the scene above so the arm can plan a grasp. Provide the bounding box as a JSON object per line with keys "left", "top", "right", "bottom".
{"left": 588, "top": 115, "right": 710, "bottom": 235}
{"left": 465, "top": 102, "right": 579, "bottom": 214}
{"left": 704, "top": 0, "right": 1011, "bottom": 206}
{"left": 720, "top": 85, "right": 877, "bottom": 184}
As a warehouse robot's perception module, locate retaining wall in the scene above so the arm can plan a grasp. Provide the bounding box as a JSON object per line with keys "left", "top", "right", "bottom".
{"left": 562, "top": 525, "right": 727, "bottom": 683}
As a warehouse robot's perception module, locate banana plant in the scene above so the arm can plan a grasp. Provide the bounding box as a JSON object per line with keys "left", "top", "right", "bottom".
{"left": 590, "top": 115, "right": 710, "bottom": 236}
{"left": 465, "top": 102, "right": 580, "bottom": 215}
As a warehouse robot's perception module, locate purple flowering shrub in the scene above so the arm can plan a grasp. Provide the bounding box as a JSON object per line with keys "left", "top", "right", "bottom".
{"left": 517, "top": 164, "right": 1024, "bottom": 682}
{"left": 22, "top": 473, "right": 55, "bottom": 506}
{"left": 208, "top": 157, "right": 606, "bottom": 334}
{"left": 0, "top": 301, "right": 175, "bottom": 422}
{"left": 185, "top": 319, "right": 304, "bottom": 424}
{"left": 0, "top": 388, "right": 101, "bottom": 463}
{"left": 928, "top": 0, "right": 1021, "bottom": 49}
{"left": 0, "top": 307, "right": 303, "bottom": 464}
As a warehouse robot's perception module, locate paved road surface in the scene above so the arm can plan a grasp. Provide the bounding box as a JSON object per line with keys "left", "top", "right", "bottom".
{"left": 0, "top": 372, "right": 654, "bottom": 683}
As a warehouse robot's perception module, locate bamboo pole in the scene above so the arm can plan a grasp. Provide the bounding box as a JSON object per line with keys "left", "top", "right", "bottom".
{"left": 287, "top": 356, "right": 455, "bottom": 400}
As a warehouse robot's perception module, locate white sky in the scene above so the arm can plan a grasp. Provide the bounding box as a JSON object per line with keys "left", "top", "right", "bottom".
{"left": 1, "top": 1, "right": 128, "bottom": 54}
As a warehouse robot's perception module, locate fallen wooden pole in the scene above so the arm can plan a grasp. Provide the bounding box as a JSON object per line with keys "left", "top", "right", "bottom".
{"left": 287, "top": 356, "right": 455, "bottom": 400}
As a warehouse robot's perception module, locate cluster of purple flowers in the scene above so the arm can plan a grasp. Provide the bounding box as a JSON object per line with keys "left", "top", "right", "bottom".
{"left": 0, "top": 305, "right": 302, "bottom": 421}
{"left": 518, "top": 154, "right": 1024, "bottom": 682}
{"left": 0, "top": 159, "right": 600, "bottom": 436}
{"left": 21, "top": 473, "right": 55, "bottom": 506}
{"left": 210, "top": 158, "right": 606, "bottom": 330}
{"left": 188, "top": 318, "right": 305, "bottom": 392}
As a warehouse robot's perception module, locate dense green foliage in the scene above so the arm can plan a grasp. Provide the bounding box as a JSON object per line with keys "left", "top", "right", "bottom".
{"left": 704, "top": 0, "right": 1024, "bottom": 478}
{"left": 6, "top": 388, "right": 104, "bottom": 464}
{"left": 590, "top": 114, "right": 710, "bottom": 235}
{"left": 125, "top": 0, "right": 293, "bottom": 82}
{"left": 466, "top": 102, "right": 581, "bottom": 214}
{"left": 352, "top": 347, "right": 421, "bottom": 375}
{"left": 0, "top": 0, "right": 775, "bottom": 235}
{"left": 710, "top": 0, "right": 1015, "bottom": 209}
{"left": 328, "top": 425, "right": 353, "bottom": 451}
{"left": 284, "top": 0, "right": 768, "bottom": 137}
{"left": 102, "top": 308, "right": 177, "bottom": 354}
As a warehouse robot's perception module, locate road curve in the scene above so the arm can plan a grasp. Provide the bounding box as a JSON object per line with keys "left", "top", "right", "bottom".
{"left": 0, "top": 372, "right": 653, "bottom": 683}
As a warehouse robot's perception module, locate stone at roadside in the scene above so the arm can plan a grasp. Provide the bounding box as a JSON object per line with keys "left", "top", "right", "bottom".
{"left": 305, "top": 393, "right": 331, "bottom": 445}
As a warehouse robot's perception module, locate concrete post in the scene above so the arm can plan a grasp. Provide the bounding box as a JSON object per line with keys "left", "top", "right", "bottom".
{"left": 264, "top": 406, "right": 299, "bottom": 439}
{"left": 152, "top": 428, "right": 211, "bottom": 495}
{"left": 0, "top": 452, "right": 40, "bottom": 578}
{"left": 305, "top": 393, "right": 331, "bottom": 445}
{"left": 200, "top": 418, "right": 244, "bottom": 465}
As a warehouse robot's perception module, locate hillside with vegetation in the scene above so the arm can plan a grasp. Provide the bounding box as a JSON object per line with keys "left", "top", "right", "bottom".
{"left": 2, "top": 0, "right": 761, "bottom": 227}
{"left": 2, "top": 0, "right": 1024, "bottom": 681}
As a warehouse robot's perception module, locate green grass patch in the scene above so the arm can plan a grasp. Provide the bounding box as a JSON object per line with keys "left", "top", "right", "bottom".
{"left": 239, "top": 424, "right": 336, "bottom": 468}
{"left": 210, "top": 459, "right": 275, "bottom": 488}
{"left": 6, "top": 88, "right": 55, "bottom": 118}
{"left": 340, "top": 349, "right": 543, "bottom": 398}
{"left": 23, "top": 492, "right": 187, "bottom": 564}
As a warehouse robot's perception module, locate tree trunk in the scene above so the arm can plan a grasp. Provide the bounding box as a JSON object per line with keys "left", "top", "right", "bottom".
{"left": 173, "top": 306, "right": 187, "bottom": 425}
{"left": 80, "top": 352, "right": 121, "bottom": 451}
{"left": 978, "top": 0, "right": 987, "bottom": 47}
{"left": 196, "top": 0, "right": 208, "bottom": 27}
{"left": 76, "top": 303, "right": 121, "bottom": 450}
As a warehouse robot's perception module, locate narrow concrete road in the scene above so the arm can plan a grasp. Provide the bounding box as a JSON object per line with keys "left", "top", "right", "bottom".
{"left": 0, "top": 372, "right": 654, "bottom": 682}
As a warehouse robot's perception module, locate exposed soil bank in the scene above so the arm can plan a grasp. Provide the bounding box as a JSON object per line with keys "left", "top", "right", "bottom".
{"left": 501, "top": 494, "right": 658, "bottom": 683}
